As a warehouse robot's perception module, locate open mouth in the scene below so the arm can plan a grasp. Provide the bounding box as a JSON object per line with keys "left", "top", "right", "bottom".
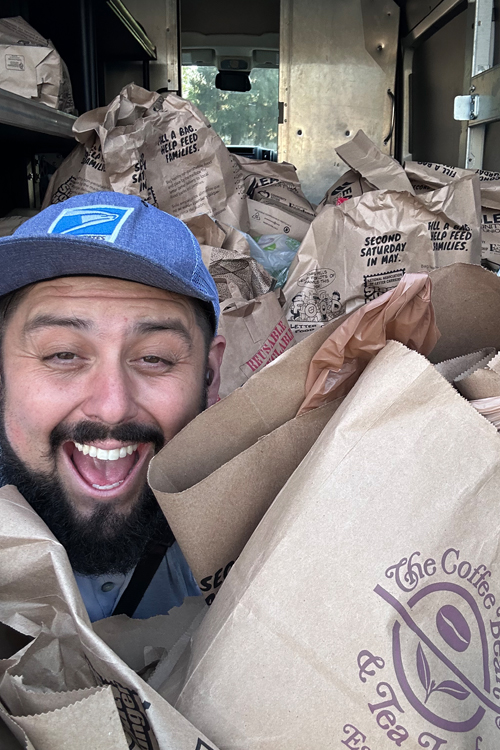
{"left": 62, "top": 440, "right": 153, "bottom": 498}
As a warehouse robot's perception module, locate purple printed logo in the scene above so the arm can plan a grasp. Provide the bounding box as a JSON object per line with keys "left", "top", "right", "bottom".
{"left": 376, "top": 582, "right": 496, "bottom": 734}
{"left": 351, "top": 549, "right": 500, "bottom": 750}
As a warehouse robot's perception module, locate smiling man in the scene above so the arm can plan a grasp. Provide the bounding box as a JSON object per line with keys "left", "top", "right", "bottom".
{"left": 0, "top": 192, "right": 225, "bottom": 622}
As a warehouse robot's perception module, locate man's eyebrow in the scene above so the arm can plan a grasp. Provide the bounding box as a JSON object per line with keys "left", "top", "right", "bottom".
{"left": 23, "top": 314, "right": 92, "bottom": 335}
{"left": 22, "top": 314, "right": 193, "bottom": 347}
{"left": 133, "top": 319, "right": 193, "bottom": 348}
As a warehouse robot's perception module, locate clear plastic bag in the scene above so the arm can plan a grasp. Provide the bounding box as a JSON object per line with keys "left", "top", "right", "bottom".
{"left": 248, "top": 233, "right": 301, "bottom": 287}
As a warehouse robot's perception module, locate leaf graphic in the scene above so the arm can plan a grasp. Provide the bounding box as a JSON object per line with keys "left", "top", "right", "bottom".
{"left": 416, "top": 643, "right": 431, "bottom": 693}
{"left": 435, "top": 680, "right": 470, "bottom": 701}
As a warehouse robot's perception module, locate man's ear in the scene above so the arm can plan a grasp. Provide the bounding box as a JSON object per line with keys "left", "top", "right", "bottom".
{"left": 206, "top": 334, "right": 226, "bottom": 407}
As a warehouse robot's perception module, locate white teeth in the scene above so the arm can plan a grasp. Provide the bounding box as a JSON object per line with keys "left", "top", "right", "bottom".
{"left": 73, "top": 441, "right": 139, "bottom": 461}
{"left": 91, "top": 480, "right": 124, "bottom": 490}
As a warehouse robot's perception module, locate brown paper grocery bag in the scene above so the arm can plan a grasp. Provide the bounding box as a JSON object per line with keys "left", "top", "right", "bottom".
{"left": 432, "top": 349, "right": 500, "bottom": 428}
{"left": 1, "top": 703, "right": 36, "bottom": 750}
{"left": 479, "top": 205, "right": 500, "bottom": 269}
{"left": 317, "top": 129, "right": 415, "bottom": 216}
{"left": 150, "top": 304, "right": 348, "bottom": 495}
{"left": 316, "top": 168, "right": 373, "bottom": 213}
{"left": 148, "top": 323, "right": 352, "bottom": 589}
{"left": 434, "top": 348, "right": 497, "bottom": 384}
{"left": 405, "top": 161, "right": 500, "bottom": 269}
{"left": 44, "top": 83, "right": 249, "bottom": 230}
{"left": 164, "top": 340, "right": 500, "bottom": 750}
{"left": 42, "top": 137, "right": 111, "bottom": 206}
{"left": 315, "top": 130, "right": 410, "bottom": 214}
{"left": 149, "top": 272, "right": 436, "bottom": 596}
{"left": 0, "top": 17, "right": 75, "bottom": 113}
{"left": 427, "top": 263, "right": 500, "bottom": 363}
{"left": 405, "top": 161, "right": 500, "bottom": 208}
{"left": 11, "top": 687, "right": 130, "bottom": 750}
{"left": 454, "top": 356, "right": 500, "bottom": 403}
{"left": 236, "top": 154, "right": 315, "bottom": 220}
{"left": 336, "top": 129, "right": 415, "bottom": 194}
{"left": 149, "top": 399, "right": 340, "bottom": 603}
{"left": 217, "top": 290, "right": 295, "bottom": 397}
{"left": 185, "top": 214, "right": 226, "bottom": 247}
{"left": 0, "top": 486, "right": 219, "bottom": 750}
{"left": 200, "top": 241, "right": 274, "bottom": 303}
{"left": 247, "top": 197, "right": 312, "bottom": 241}
{"left": 92, "top": 597, "right": 206, "bottom": 677}
{"left": 283, "top": 176, "right": 481, "bottom": 341}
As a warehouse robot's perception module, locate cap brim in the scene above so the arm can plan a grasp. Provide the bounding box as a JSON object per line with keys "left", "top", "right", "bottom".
{"left": 0, "top": 235, "right": 217, "bottom": 329}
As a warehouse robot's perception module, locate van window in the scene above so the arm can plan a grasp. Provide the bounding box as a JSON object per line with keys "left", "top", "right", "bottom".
{"left": 181, "top": 66, "right": 278, "bottom": 151}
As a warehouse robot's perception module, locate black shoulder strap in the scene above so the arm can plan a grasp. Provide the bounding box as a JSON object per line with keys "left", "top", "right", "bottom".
{"left": 112, "top": 540, "right": 169, "bottom": 617}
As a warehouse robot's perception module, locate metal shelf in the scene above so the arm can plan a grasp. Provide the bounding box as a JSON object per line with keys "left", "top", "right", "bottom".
{"left": 105, "top": 0, "right": 157, "bottom": 60}
{"left": 0, "top": 89, "right": 76, "bottom": 140}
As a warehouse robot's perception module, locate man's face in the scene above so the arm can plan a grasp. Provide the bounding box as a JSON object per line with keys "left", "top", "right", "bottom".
{"left": 0, "top": 276, "right": 224, "bottom": 572}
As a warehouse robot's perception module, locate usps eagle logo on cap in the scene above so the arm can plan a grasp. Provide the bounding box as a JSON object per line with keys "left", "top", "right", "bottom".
{"left": 47, "top": 205, "right": 134, "bottom": 243}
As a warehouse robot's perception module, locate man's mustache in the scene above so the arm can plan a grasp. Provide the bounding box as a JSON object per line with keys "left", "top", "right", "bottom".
{"left": 49, "top": 421, "right": 165, "bottom": 457}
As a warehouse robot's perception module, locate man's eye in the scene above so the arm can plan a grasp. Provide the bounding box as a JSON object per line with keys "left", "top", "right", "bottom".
{"left": 42, "top": 351, "right": 82, "bottom": 365}
{"left": 138, "top": 355, "right": 176, "bottom": 369}
{"left": 142, "top": 355, "right": 162, "bottom": 364}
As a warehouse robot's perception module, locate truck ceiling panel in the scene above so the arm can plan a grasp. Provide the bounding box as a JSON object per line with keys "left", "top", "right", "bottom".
{"left": 403, "top": 0, "right": 449, "bottom": 32}
{"left": 181, "top": 0, "right": 280, "bottom": 36}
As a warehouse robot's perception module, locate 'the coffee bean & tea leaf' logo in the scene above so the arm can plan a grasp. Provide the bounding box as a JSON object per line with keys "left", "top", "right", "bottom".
{"left": 348, "top": 548, "right": 500, "bottom": 750}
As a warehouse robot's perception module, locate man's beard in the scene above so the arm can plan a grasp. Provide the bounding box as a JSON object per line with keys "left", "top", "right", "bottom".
{"left": 0, "top": 419, "right": 179, "bottom": 577}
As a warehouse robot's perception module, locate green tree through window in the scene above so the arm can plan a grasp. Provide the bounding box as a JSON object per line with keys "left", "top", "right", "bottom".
{"left": 181, "top": 66, "right": 279, "bottom": 151}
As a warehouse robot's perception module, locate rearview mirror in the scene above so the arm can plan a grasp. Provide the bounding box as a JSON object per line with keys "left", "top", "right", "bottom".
{"left": 215, "top": 71, "right": 251, "bottom": 92}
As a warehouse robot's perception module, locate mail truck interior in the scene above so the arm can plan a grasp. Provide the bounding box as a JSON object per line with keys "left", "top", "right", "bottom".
{"left": 0, "top": 0, "right": 498, "bottom": 212}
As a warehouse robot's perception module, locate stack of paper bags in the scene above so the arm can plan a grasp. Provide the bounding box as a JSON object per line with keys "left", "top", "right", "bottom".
{"left": 0, "top": 487, "right": 218, "bottom": 750}
{"left": 149, "top": 263, "right": 500, "bottom": 608}
{"left": 283, "top": 130, "right": 482, "bottom": 341}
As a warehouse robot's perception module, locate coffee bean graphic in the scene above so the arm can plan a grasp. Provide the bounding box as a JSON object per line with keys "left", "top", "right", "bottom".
{"left": 436, "top": 605, "right": 471, "bottom": 652}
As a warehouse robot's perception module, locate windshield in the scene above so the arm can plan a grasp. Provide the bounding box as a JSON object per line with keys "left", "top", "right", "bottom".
{"left": 181, "top": 66, "right": 279, "bottom": 151}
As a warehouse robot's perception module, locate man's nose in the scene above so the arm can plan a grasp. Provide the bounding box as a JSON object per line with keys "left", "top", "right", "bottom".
{"left": 81, "top": 361, "right": 139, "bottom": 425}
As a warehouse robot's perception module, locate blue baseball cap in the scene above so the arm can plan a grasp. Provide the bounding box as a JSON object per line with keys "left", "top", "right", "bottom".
{"left": 0, "top": 192, "right": 220, "bottom": 331}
